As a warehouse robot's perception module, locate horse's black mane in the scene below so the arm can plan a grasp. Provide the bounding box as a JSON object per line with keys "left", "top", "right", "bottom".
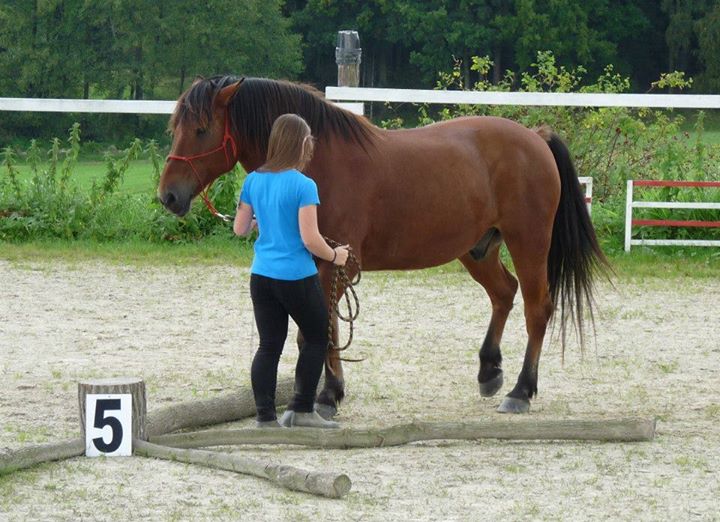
{"left": 171, "top": 75, "right": 378, "bottom": 155}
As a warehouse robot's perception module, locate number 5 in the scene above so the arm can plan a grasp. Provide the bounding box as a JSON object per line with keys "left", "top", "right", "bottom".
{"left": 92, "top": 399, "right": 123, "bottom": 453}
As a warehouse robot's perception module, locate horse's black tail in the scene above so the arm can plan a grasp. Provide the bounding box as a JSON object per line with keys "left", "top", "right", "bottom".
{"left": 543, "top": 130, "right": 610, "bottom": 352}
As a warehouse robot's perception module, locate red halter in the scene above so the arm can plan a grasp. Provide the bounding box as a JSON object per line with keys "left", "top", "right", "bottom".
{"left": 166, "top": 108, "right": 238, "bottom": 221}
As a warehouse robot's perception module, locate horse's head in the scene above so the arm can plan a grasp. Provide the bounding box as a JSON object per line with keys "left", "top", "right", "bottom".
{"left": 158, "top": 77, "right": 244, "bottom": 216}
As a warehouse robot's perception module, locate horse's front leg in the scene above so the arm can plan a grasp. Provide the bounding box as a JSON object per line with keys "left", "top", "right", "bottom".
{"left": 295, "top": 314, "right": 343, "bottom": 419}
{"left": 314, "top": 311, "right": 344, "bottom": 419}
{"left": 316, "top": 259, "right": 351, "bottom": 419}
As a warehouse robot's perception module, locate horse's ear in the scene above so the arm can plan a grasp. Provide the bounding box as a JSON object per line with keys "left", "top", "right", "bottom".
{"left": 217, "top": 79, "right": 244, "bottom": 107}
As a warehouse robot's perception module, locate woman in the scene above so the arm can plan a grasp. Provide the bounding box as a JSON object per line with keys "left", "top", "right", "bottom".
{"left": 234, "top": 113, "right": 349, "bottom": 428}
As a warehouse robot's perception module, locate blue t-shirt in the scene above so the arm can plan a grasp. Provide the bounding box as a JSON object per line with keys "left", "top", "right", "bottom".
{"left": 239, "top": 169, "right": 320, "bottom": 280}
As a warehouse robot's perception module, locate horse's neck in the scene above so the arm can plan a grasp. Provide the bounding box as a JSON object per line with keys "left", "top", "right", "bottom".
{"left": 236, "top": 128, "right": 374, "bottom": 176}
{"left": 237, "top": 140, "right": 266, "bottom": 173}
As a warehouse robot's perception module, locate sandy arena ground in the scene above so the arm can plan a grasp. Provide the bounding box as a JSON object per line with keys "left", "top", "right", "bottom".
{"left": 0, "top": 258, "right": 718, "bottom": 521}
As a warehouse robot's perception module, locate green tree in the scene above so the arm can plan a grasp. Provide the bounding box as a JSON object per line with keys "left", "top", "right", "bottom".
{"left": 489, "top": 0, "right": 657, "bottom": 86}
{"left": 158, "top": 0, "right": 302, "bottom": 95}
{"left": 0, "top": 0, "right": 303, "bottom": 142}
{"left": 288, "top": 0, "right": 416, "bottom": 88}
{"left": 0, "top": 2, "right": 22, "bottom": 95}
{"left": 695, "top": 2, "right": 720, "bottom": 91}
{"left": 289, "top": 1, "right": 665, "bottom": 91}
{"left": 0, "top": 0, "right": 302, "bottom": 100}
{"left": 661, "top": 0, "right": 708, "bottom": 73}
{"left": 0, "top": 0, "right": 88, "bottom": 98}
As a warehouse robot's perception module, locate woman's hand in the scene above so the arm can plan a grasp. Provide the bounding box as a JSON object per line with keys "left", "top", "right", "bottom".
{"left": 331, "top": 245, "right": 350, "bottom": 266}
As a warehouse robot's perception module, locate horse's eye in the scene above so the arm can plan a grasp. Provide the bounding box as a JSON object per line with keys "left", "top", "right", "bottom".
{"left": 196, "top": 128, "right": 207, "bottom": 136}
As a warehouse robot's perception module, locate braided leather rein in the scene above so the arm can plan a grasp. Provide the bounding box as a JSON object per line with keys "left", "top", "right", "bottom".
{"left": 324, "top": 236, "right": 361, "bottom": 357}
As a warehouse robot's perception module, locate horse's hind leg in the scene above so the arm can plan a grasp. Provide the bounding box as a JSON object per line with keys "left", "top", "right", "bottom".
{"left": 497, "top": 230, "right": 555, "bottom": 413}
{"left": 459, "top": 237, "right": 518, "bottom": 398}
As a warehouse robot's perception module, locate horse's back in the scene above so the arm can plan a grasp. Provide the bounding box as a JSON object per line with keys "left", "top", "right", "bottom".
{"left": 382, "top": 115, "right": 555, "bottom": 171}
{"left": 378, "top": 115, "right": 560, "bottom": 211}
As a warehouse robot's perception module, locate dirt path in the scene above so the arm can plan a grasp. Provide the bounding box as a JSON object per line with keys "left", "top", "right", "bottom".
{"left": 0, "top": 259, "right": 718, "bottom": 521}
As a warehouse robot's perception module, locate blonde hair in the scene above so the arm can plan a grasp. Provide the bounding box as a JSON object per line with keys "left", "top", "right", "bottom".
{"left": 258, "top": 114, "right": 315, "bottom": 172}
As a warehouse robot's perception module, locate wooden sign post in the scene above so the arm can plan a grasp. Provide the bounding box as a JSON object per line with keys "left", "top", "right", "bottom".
{"left": 336, "top": 30, "right": 361, "bottom": 88}
{"left": 78, "top": 377, "right": 146, "bottom": 456}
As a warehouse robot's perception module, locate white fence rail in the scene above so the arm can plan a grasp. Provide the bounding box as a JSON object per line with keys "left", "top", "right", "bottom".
{"left": 624, "top": 180, "right": 720, "bottom": 251}
{"left": 5, "top": 89, "right": 717, "bottom": 116}
{"left": 0, "top": 97, "right": 364, "bottom": 115}
{"left": 0, "top": 98, "right": 175, "bottom": 114}
{"left": 326, "top": 87, "right": 720, "bottom": 109}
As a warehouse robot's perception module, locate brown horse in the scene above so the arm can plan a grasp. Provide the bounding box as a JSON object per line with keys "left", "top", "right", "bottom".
{"left": 158, "top": 75, "right": 608, "bottom": 415}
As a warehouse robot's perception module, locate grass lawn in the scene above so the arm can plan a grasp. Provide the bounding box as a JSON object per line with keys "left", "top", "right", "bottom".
{"left": 9, "top": 158, "right": 248, "bottom": 194}
{"left": 702, "top": 130, "right": 720, "bottom": 146}
{"left": 0, "top": 237, "right": 254, "bottom": 266}
{"left": 1, "top": 238, "right": 718, "bottom": 281}
{"left": 11, "top": 159, "right": 158, "bottom": 194}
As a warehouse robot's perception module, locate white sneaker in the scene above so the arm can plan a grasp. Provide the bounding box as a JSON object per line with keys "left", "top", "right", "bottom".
{"left": 278, "top": 410, "right": 340, "bottom": 429}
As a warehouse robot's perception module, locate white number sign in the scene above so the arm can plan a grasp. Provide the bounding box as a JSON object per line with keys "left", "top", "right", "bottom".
{"left": 85, "top": 394, "right": 132, "bottom": 457}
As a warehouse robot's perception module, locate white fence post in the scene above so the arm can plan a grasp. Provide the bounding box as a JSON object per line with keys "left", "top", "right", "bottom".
{"left": 625, "top": 180, "right": 634, "bottom": 252}
{"left": 578, "top": 177, "right": 593, "bottom": 216}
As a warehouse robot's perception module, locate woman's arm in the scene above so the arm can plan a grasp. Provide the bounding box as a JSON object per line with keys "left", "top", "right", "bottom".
{"left": 233, "top": 202, "right": 256, "bottom": 236}
{"left": 298, "top": 205, "right": 349, "bottom": 265}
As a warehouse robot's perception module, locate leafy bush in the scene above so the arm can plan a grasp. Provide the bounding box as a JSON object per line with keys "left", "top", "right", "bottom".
{"left": 3, "top": 55, "right": 719, "bottom": 250}
{"left": 383, "top": 52, "right": 720, "bottom": 252}
{"left": 0, "top": 125, "right": 244, "bottom": 242}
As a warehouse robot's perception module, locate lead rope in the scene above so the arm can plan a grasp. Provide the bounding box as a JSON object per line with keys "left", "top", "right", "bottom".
{"left": 324, "top": 236, "right": 363, "bottom": 361}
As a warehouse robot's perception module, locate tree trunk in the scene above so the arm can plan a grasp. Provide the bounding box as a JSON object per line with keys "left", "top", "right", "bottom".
{"left": 0, "top": 439, "right": 85, "bottom": 476}
{"left": 463, "top": 52, "right": 470, "bottom": 88}
{"left": 78, "top": 377, "right": 147, "bottom": 441}
{"left": 493, "top": 45, "right": 503, "bottom": 85}
{"left": 134, "top": 45, "right": 144, "bottom": 100}
{"left": 151, "top": 417, "right": 657, "bottom": 449}
{"left": 378, "top": 49, "right": 387, "bottom": 86}
{"left": 179, "top": 65, "right": 186, "bottom": 95}
{"left": 145, "top": 377, "right": 294, "bottom": 437}
{"left": 134, "top": 439, "right": 351, "bottom": 498}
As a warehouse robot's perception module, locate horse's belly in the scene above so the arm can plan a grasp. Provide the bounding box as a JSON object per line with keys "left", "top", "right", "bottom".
{"left": 362, "top": 205, "right": 489, "bottom": 270}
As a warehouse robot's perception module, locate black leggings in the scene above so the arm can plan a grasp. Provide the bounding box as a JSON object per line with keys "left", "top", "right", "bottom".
{"left": 249, "top": 273, "right": 328, "bottom": 422}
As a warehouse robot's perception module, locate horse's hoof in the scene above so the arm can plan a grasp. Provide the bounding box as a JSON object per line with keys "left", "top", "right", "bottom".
{"left": 497, "top": 396, "right": 530, "bottom": 414}
{"left": 314, "top": 402, "right": 337, "bottom": 420}
{"left": 479, "top": 371, "right": 504, "bottom": 397}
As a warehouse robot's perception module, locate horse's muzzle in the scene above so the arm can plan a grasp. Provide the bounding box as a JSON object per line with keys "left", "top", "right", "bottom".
{"left": 158, "top": 189, "right": 191, "bottom": 217}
